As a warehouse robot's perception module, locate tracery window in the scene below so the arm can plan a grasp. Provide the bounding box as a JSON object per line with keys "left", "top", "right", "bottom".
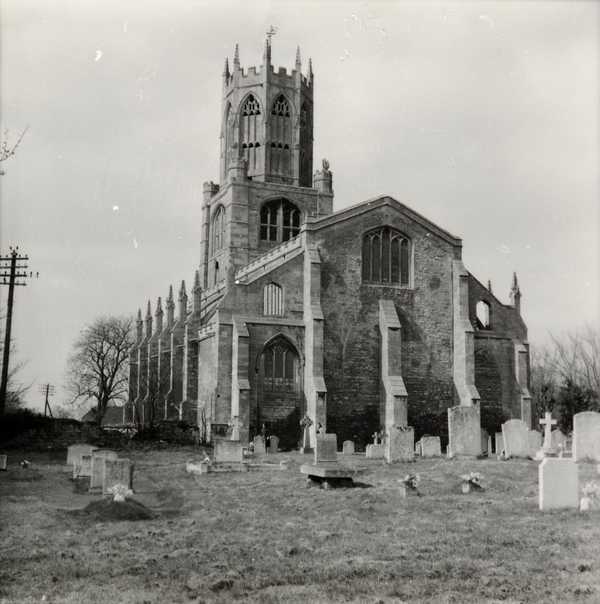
{"left": 263, "top": 282, "right": 284, "bottom": 316}
{"left": 262, "top": 338, "right": 299, "bottom": 392}
{"left": 260, "top": 199, "right": 301, "bottom": 243}
{"left": 212, "top": 206, "right": 226, "bottom": 254}
{"left": 362, "top": 227, "right": 410, "bottom": 286}
{"left": 269, "top": 95, "right": 292, "bottom": 175}
{"left": 240, "top": 94, "right": 261, "bottom": 174}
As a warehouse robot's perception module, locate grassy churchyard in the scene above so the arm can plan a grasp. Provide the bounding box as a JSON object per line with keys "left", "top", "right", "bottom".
{"left": 1, "top": 447, "right": 600, "bottom": 604}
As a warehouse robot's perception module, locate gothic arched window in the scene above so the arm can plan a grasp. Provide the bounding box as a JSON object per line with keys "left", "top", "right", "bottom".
{"left": 262, "top": 338, "right": 299, "bottom": 392}
{"left": 476, "top": 300, "right": 491, "bottom": 329}
{"left": 362, "top": 227, "right": 411, "bottom": 286}
{"left": 269, "top": 94, "right": 292, "bottom": 175}
{"left": 263, "top": 282, "right": 284, "bottom": 316}
{"left": 240, "top": 94, "right": 261, "bottom": 174}
{"left": 212, "top": 206, "right": 226, "bottom": 254}
{"left": 260, "top": 199, "right": 301, "bottom": 243}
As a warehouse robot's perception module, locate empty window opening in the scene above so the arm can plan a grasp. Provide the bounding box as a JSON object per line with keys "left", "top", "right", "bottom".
{"left": 260, "top": 199, "right": 301, "bottom": 243}
{"left": 476, "top": 300, "right": 491, "bottom": 329}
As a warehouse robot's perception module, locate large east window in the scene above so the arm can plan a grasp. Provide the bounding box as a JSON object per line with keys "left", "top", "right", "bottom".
{"left": 362, "top": 226, "right": 410, "bottom": 286}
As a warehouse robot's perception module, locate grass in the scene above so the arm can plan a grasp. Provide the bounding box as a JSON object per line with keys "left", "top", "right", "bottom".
{"left": 1, "top": 448, "right": 600, "bottom": 603}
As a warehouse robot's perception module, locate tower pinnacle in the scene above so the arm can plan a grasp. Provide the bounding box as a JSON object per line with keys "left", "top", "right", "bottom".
{"left": 233, "top": 43, "right": 240, "bottom": 69}
{"left": 295, "top": 45, "right": 302, "bottom": 69}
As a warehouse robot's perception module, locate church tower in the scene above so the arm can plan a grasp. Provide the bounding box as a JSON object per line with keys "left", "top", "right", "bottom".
{"left": 220, "top": 37, "right": 314, "bottom": 187}
{"left": 200, "top": 36, "right": 333, "bottom": 289}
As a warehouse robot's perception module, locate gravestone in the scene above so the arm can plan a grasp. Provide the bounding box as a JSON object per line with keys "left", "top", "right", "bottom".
{"left": 538, "top": 457, "right": 579, "bottom": 511}
{"left": 420, "top": 436, "right": 442, "bottom": 458}
{"left": 551, "top": 429, "right": 568, "bottom": 451}
{"left": 481, "top": 429, "right": 489, "bottom": 455}
{"left": 488, "top": 435, "right": 493, "bottom": 455}
{"left": 79, "top": 454, "right": 93, "bottom": 478}
{"left": 67, "top": 444, "right": 95, "bottom": 466}
{"left": 299, "top": 414, "right": 313, "bottom": 454}
{"left": 186, "top": 460, "right": 210, "bottom": 475}
{"left": 253, "top": 435, "right": 266, "bottom": 456}
{"left": 385, "top": 427, "right": 414, "bottom": 463}
{"left": 495, "top": 432, "right": 504, "bottom": 457}
{"left": 501, "top": 419, "right": 530, "bottom": 458}
{"left": 315, "top": 433, "right": 338, "bottom": 464}
{"left": 214, "top": 439, "right": 244, "bottom": 463}
{"left": 415, "top": 441, "right": 422, "bottom": 456}
{"left": 90, "top": 450, "right": 118, "bottom": 492}
{"left": 573, "top": 411, "right": 600, "bottom": 462}
{"left": 269, "top": 435, "right": 279, "bottom": 454}
{"left": 301, "top": 433, "right": 358, "bottom": 486}
{"left": 447, "top": 406, "right": 481, "bottom": 457}
{"left": 528, "top": 430, "right": 542, "bottom": 456}
{"left": 0, "top": 455, "right": 6, "bottom": 471}
{"left": 342, "top": 440, "right": 355, "bottom": 455}
{"left": 102, "top": 458, "right": 134, "bottom": 496}
{"left": 365, "top": 444, "right": 385, "bottom": 459}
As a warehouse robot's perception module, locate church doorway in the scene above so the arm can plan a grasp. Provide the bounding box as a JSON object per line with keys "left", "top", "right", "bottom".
{"left": 255, "top": 336, "right": 303, "bottom": 450}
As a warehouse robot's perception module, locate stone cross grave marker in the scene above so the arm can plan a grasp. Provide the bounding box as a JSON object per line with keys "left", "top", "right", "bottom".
{"left": 573, "top": 411, "right": 600, "bottom": 462}
{"left": 299, "top": 414, "right": 313, "bottom": 452}
{"left": 315, "top": 433, "right": 338, "bottom": 464}
{"left": 538, "top": 457, "right": 579, "bottom": 511}
{"left": 90, "top": 450, "right": 118, "bottom": 491}
{"left": 102, "top": 458, "right": 134, "bottom": 497}
{"left": 342, "top": 440, "right": 355, "bottom": 455}
{"left": 539, "top": 411, "right": 557, "bottom": 454}
{"left": 269, "top": 435, "right": 279, "bottom": 454}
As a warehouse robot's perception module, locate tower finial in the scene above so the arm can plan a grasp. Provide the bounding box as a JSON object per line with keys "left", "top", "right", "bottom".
{"left": 167, "top": 284, "right": 173, "bottom": 302}
{"left": 156, "top": 296, "right": 162, "bottom": 313}
{"left": 223, "top": 56, "right": 230, "bottom": 78}
{"left": 166, "top": 285, "right": 175, "bottom": 327}
{"left": 308, "top": 57, "right": 313, "bottom": 80}
{"left": 511, "top": 271, "right": 519, "bottom": 291}
{"left": 179, "top": 279, "right": 187, "bottom": 299}
{"left": 295, "top": 45, "right": 302, "bottom": 69}
{"left": 146, "top": 300, "right": 152, "bottom": 318}
{"left": 233, "top": 43, "right": 240, "bottom": 68}
{"left": 487, "top": 279, "right": 493, "bottom": 294}
{"left": 137, "top": 308, "right": 142, "bottom": 321}
{"left": 509, "top": 271, "right": 522, "bottom": 314}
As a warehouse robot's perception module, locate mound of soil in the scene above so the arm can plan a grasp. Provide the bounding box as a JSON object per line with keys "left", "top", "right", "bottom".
{"left": 77, "top": 498, "right": 155, "bottom": 521}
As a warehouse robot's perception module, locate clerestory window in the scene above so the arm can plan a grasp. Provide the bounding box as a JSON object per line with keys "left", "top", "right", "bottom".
{"left": 362, "top": 227, "right": 411, "bottom": 286}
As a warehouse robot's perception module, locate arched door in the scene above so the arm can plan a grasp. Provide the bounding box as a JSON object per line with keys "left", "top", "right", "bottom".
{"left": 256, "top": 337, "right": 303, "bottom": 450}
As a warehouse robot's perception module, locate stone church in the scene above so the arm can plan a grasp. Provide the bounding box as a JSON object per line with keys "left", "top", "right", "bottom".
{"left": 126, "top": 37, "right": 531, "bottom": 451}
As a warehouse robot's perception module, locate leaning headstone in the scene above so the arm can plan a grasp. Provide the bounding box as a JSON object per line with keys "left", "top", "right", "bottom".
{"left": 495, "top": 432, "right": 504, "bottom": 457}
{"left": 501, "top": 419, "right": 530, "bottom": 458}
{"left": 538, "top": 457, "right": 579, "bottom": 511}
{"left": 385, "top": 427, "right": 414, "bottom": 463}
{"left": 214, "top": 439, "right": 244, "bottom": 463}
{"left": 253, "top": 435, "right": 266, "bottom": 456}
{"left": 79, "top": 454, "right": 93, "bottom": 478}
{"left": 420, "top": 436, "right": 442, "bottom": 458}
{"left": 342, "top": 440, "right": 355, "bottom": 455}
{"left": 268, "top": 435, "right": 279, "bottom": 454}
{"left": 0, "top": 455, "right": 6, "bottom": 471}
{"left": 528, "top": 430, "right": 542, "bottom": 457}
{"left": 102, "top": 458, "right": 134, "bottom": 497}
{"left": 365, "top": 444, "right": 385, "bottom": 459}
{"left": 90, "top": 450, "right": 118, "bottom": 492}
{"left": 447, "top": 406, "right": 481, "bottom": 457}
{"left": 573, "top": 411, "right": 600, "bottom": 462}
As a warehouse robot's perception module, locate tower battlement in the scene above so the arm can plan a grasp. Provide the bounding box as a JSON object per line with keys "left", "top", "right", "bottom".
{"left": 220, "top": 37, "right": 314, "bottom": 188}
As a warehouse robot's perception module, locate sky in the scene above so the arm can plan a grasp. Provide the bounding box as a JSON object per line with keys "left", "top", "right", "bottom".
{"left": 1, "top": 0, "right": 598, "bottom": 414}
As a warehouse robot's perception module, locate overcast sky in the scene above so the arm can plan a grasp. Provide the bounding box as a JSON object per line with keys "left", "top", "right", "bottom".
{"left": 1, "top": 0, "right": 598, "bottom": 413}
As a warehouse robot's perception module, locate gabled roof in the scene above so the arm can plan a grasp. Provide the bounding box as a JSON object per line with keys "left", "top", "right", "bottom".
{"left": 305, "top": 195, "right": 462, "bottom": 247}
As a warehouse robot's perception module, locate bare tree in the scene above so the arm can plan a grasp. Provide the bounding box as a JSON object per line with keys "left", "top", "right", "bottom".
{"left": 66, "top": 316, "right": 133, "bottom": 424}
{"left": 0, "top": 127, "right": 29, "bottom": 175}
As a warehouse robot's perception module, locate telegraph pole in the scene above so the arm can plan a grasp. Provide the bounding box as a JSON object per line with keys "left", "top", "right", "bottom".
{"left": 39, "top": 383, "right": 55, "bottom": 417}
{"left": 0, "top": 247, "right": 35, "bottom": 415}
